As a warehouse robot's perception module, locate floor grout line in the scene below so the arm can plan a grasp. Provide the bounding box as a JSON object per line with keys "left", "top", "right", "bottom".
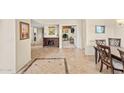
{"left": 18, "top": 57, "right": 69, "bottom": 74}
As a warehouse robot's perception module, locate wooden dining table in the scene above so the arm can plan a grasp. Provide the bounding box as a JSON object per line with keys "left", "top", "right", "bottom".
{"left": 94, "top": 46, "right": 124, "bottom": 64}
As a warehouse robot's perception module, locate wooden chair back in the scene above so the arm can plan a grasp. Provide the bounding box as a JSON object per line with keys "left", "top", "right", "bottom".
{"left": 108, "top": 38, "right": 121, "bottom": 47}
{"left": 98, "top": 45, "right": 112, "bottom": 67}
{"left": 96, "top": 39, "right": 106, "bottom": 45}
{"left": 118, "top": 49, "right": 124, "bottom": 71}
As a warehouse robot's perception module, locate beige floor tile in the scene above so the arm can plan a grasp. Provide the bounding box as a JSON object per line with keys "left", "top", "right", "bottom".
{"left": 20, "top": 46, "right": 123, "bottom": 74}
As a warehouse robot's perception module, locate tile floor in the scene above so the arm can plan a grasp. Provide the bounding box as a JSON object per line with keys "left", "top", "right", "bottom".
{"left": 20, "top": 46, "right": 122, "bottom": 74}
{"left": 24, "top": 58, "right": 68, "bottom": 74}
{"left": 19, "top": 47, "right": 121, "bottom": 74}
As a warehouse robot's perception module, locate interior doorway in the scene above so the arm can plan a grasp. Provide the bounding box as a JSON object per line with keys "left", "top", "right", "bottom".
{"left": 31, "top": 27, "right": 43, "bottom": 47}
{"left": 62, "top": 25, "right": 77, "bottom": 48}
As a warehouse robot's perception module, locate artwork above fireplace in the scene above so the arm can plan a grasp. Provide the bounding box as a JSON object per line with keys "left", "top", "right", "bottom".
{"left": 44, "top": 24, "right": 59, "bottom": 38}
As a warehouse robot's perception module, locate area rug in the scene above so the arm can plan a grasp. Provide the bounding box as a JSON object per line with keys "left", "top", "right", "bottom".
{"left": 22, "top": 58, "right": 68, "bottom": 74}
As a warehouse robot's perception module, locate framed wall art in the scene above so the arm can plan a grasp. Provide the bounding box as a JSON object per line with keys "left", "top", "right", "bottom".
{"left": 48, "top": 26, "right": 56, "bottom": 35}
{"left": 95, "top": 25, "right": 105, "bottom": 34}
{"left": 20, "top": 22, "right": 30, "bottom": 40}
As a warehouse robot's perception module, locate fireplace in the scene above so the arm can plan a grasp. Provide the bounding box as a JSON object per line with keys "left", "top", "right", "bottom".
{"left": 43, "top": 38, "right": 59, "bottom": 47}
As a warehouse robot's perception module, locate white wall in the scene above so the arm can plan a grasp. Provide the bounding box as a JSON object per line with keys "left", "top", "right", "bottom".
{"left": 0, "top": 19, "right": 32, "bottom": 73}
{"left": 84, "top": 19, "right": 117, "bottom": 55}
{"left": 0, "top": 20, "right": 16, "bottom": 73}
{"left": 16, "top": 19, "right": 31, "bottom": 71}
{"left": 77, "top": 20, "right": 83, "bottom": 49}
{"left": 82, "top": 20, "right": 86, "bottom": 50}
{"left": 34, "top": 19, "right": 83, "bottom": 49}
{"left": 114, "top": 24, "right": 124, "bottom": 47}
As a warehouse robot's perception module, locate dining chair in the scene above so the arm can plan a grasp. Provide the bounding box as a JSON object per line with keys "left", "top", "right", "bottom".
{"left": 108, "top": 38, "right": 121, "bottom": 47}
{"left": 98, "top": 45, "right": 114, "bottom": 73}
{"left": 96, "top": 39, "right": 106, "bottom": 45}
{"left": 98, "top": 45, "right": 124, "bottom": 74}
{"left": 95, "top": 39, "right": 106, "bottom": 63}
{"left": 117, "top": 49, "right": 124, "bottom": 72}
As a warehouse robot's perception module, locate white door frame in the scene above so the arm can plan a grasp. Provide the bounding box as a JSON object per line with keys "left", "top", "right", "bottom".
{"left": 60, "top": 25, "right": 77, "bottom": 48}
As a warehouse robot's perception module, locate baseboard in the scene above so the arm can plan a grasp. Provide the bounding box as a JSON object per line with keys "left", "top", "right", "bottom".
{"left": 16, "top": 59, "right": 35, "bottom": 74}
{"left": 0, "top": 69, "right": 15, "bottom": 74}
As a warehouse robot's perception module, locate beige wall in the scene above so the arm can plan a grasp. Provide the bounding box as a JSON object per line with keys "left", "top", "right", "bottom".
{"left": 0, "top": 19, "right": 32, "bottom": 73}
{"left": 84, "top": 19, "right": 117, "bottom": 55}
{"left": 81, "top": 20, "right": 86, "bottom": 49}
{"left": 115, "top": 24, "right": 124, "bottom": 47}
{"left": 16, "top": 19, "right": 31, "bottom": 71}
{"left": 0, "top": 20, "right": 16, "bottom": 73}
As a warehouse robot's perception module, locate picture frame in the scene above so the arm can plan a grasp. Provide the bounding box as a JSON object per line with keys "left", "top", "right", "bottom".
{"left": 95, "top": 25, "right": 105, "bottom": 34}
{"left": 48, "top": 26, "right": 56, "bottom": 35}
{"left": 20, "top": 22, "right": 30, "bottom": 40}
